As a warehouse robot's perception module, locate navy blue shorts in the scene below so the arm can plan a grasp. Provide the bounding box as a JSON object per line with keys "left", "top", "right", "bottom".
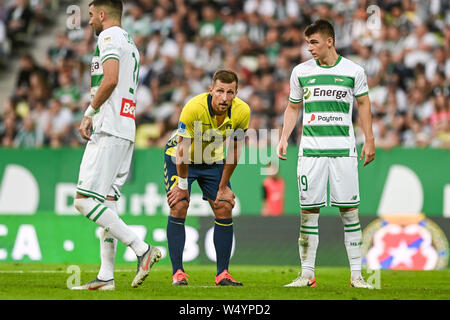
{"left": 164, "top": 154, "right": 231, "bottom": 201}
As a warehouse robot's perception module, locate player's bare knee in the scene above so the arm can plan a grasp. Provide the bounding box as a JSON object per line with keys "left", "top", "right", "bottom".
{"left": 74, "top": 197, "right": 97, "bottom": 216}
{"left": 213, "top": 201, "right": 233, "bottom": 219}
{"left": 170, "top": 200, "right": 189, "bottom": 219}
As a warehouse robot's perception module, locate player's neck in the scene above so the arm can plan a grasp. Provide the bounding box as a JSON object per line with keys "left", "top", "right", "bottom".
{"left": 102, "top": 20, "right": 122, "bottom": 31}
{"left": 317, "top": 50, "right": 340, "bottom": 67}
{"left": 216, "top": 114, "right": 226, "bottom": 126}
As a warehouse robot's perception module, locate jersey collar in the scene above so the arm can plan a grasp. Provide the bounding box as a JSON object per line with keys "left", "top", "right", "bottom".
{"left": 315, "top": 55, "right": 342, "bottom": 68}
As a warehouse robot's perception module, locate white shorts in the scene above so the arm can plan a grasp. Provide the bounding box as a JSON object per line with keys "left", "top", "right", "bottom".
{"left": 76, "top": 132, "right": 133, "bottom": 202}
{"left": 297, "top": 156, "right": 360, "bottom": 209}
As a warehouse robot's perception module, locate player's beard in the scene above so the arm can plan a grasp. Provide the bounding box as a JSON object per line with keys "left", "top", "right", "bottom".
{"left": 93, "top": 23, "right": 103, "bottom": 36}
{"left": 214, "top": 102, "right": 231, "bottom": 115}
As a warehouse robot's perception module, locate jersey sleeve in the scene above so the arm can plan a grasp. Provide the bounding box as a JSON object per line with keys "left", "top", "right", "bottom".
{"left": 177, "top": 101, "right": 197, "bottom": 139}
{"left": 289, "top": 67, "right": 303, "bottom": 103}
{"left": 354, "top": 67, "right": 369, "bottom": 98}
{"left": 98, "top": 31, "right": 121, "bottom": 64}
{"left": 233, "top": 103, "right": 250, "bottom": 141}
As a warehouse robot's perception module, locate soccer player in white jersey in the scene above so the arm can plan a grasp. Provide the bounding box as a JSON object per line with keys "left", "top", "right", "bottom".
{"left": 277, "top": 19, "right": 375, "bottom": 289}
{"left": 71, "top": 0, "right": 161, "bottom": 290}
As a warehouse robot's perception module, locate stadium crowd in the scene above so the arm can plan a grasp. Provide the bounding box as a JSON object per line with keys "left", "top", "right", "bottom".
{"left": 0, "top": 0, "right": 449, "bottom": 149}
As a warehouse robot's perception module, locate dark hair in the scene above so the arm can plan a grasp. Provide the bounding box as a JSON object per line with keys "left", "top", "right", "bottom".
{"left": 89, "top": 0, "right": 123, "bottom": 19}
{"left": 304, "top": 19, "right": 335, "bottom": 45}
{"left": 212, "top": 69, "right": 239, "bottom": 89}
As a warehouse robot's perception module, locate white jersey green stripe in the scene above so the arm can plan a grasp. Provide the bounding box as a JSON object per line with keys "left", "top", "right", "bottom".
{"left": 289, "top": 56, "right": 369, "bottom": 157}
{"left": 89, "top": 26, "right": 139, "bottom": 142}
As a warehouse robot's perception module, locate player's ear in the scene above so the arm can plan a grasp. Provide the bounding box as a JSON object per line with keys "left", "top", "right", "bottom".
{"left": 99, "top": 8, "right": 106, "bottom": 22}
{"left": 327, "top": 36, "right": 334, "bottom": 47}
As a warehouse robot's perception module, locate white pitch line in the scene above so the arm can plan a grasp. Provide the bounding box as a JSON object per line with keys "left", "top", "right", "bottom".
{"left": 0, "top": 269, "right": 136, "bottom": 274}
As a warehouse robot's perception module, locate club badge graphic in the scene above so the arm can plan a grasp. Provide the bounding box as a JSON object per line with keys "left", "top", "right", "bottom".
{"left": 362, "top": 214, "right": 449, "bottom": 270}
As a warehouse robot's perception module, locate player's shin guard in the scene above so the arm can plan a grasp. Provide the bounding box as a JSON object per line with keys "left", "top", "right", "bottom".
{"left": 167, "top": 216, "right": 186, "bottom": 274}
{"left": 340, "top": 209, "right": 363, "bottom": 280}
{"left": 74, "top": 197, "right": 148, "bottom": 256}
{"left": 214, "top": 218, "right": 233, "bottom": 275}
{"left": 97, "top": 200, "right": 118, "bottom": 281}
{"left": 299, "top": 213, "right": 319, "bottom": 280}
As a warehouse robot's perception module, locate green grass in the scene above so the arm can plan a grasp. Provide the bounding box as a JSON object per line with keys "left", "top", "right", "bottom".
{"left": 0, "top": 263, "right": 449, "bottom": 300}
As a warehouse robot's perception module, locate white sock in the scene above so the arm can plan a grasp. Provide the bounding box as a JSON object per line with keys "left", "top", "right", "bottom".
{"left": 97, "top": 200, "right": 117, "bottom": 281}
{"left": 340, "top": 209, "right": 363, "bottom": 280}
{"left": 74, "top": 197, "right": 148, "bottom": 256}
{"left": 298, "top": 212, "right": 319, "bottom": 280}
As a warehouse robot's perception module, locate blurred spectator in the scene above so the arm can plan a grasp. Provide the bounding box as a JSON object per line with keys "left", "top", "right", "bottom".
{"left": 5, "top": 0, "right": 34, "bottom": 48}
{"left": 13, "top": 114, "right": 43, "bottom": 148}
{"left": 198, "top": 4, "right": 223, "bottom": 38}
{"left": 123, "top": 2, "right": 152, "bottom": 38}
{"left": 44, "top": 98, "right": 73, "bottom": 148}
{"left": 53, "top": 72, "right": 82, "bottom": 113}
{"left": 403, "top": 23, "right": 439, "bottom": 69}
{"left": 47, "top": 32, "right": 76, "bottom": 66}
{"left": 0, "top": 113, "right": 18, "bottom": 147}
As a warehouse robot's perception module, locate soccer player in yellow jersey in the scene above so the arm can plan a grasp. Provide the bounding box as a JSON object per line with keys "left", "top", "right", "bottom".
{"left": 164, "top": 69, "right": 250, "bottom": 286}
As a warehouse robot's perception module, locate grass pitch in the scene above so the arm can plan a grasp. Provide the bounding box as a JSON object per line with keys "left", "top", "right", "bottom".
{"left": 0, "top": 263, "right": 449, "bottom": 300}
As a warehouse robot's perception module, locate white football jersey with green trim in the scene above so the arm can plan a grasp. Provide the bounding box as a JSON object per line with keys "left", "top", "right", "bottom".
{"left": 90, "top": 26, "right": 140, "bottom": 142}
{"left": 289, "top": 56, "right": 369, "bottom": 157}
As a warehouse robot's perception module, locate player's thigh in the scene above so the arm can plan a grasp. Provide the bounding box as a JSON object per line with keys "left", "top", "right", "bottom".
{"left": 77, "top": 133, "right": 130, "bottom": 202}
{"left": 163, "top": 154, "right": 196, "bottom": 194}
{"left": 329, "top": 157, "right": 360, "bottom": 208}
{"left": 109, "top": 140, "right": 134, "bottom": 199}
{"left": 196, "top": 163, "right": 231, "bottom": 202}
{"left": 297, "top": 156, "right": 328, "bottom": 210}
{"left": 164, "top": 154, "right": 179, "bottom": 193}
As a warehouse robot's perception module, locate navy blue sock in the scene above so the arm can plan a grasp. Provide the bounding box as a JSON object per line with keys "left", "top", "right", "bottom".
{"left": 167, "top": 216, "right": 186, "bottom": 275}
{"left": 214, "top": 218, "right": 233, "bottom": 275}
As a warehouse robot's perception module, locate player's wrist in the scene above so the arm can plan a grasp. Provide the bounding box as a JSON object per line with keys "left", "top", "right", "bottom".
{"left": 84, "top": 105, "right": 96, "bottom": 118}
{"left": 178, "top": 177, "right": 188, "bottom": 190}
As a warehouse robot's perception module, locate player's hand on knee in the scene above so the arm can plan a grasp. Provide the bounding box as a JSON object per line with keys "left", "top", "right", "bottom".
{"left": 214, "top": 186, "right": 235, "bottom": 209}
{"left": 167, "top": 185, "right": 190, "bottom": 208}
{"left": 79, "top": 117, "right": 93, "bottom": 141}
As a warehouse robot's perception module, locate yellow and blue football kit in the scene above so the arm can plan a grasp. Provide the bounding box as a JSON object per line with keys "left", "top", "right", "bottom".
{"left": 164, "top": 92, "right": 250, "bottom": 201}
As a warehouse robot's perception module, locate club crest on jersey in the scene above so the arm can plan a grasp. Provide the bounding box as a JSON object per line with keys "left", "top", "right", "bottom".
{"left": 178, "top": 121, "right": 186, "bottom": 134}
{"left": 120, "top": 98, "right": 136, "bottom": 119}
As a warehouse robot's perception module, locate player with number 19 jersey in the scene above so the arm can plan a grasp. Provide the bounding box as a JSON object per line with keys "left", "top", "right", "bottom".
{"left": 90, "top": 26, "right": 139, "bottom": 142}
{"left": 289, "top": 56, "right": 369, "bottom": 158}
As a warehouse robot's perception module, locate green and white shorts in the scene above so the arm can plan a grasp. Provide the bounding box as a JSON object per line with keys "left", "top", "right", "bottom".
{"left": 297, "top": 156, "right": 360, "bottom": 210}
{"left": 76, "top": 132, "right": 133, "bottom": 202}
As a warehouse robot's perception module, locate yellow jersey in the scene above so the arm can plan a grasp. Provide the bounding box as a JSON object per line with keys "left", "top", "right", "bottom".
{"left": 165, "top": 92, "right": 251, "bottom": 163}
